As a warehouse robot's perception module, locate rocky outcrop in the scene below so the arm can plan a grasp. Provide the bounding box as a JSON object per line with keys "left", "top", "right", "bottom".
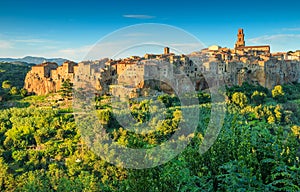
{"left": 24, "top": 68, "right": 57, "bottom": 95}
{"left": 24, "top": 55, "right": 300, "bottom": 97}
{"left": 24, "top": 61, "right": 77, "bottom": 95}
{"left": 264, "top": 60, "right": 300, "bottom": 89}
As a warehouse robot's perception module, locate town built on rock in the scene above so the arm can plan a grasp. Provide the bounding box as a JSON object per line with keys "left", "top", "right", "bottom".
{"left": 24, "top": 29, "right": 300, "bottom": 97}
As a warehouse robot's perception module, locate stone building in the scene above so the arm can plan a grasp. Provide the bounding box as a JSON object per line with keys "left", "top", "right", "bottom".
{"left": 31, "top": 62, "right": 58, "bottom": 78}
{"left": 24, "top": 29, "right": 300, "bottom": 97}
{"left": 24, "top": 61, "right": 78, "bottom": 95}
{"left": 234, "top": 28, "right": 270, "bottom": 55}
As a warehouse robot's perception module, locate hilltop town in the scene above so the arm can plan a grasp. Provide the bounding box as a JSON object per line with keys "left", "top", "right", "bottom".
{"left": 24, "top": 29, "right": 300, "bottom": 97}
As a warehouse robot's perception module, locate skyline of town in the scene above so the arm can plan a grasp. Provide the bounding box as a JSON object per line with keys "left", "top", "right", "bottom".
{"left": 1, "top": 27, "right": 300, "bottom": 63}
{"left": 24, "top": 28, "right": 300, "bottom": 102}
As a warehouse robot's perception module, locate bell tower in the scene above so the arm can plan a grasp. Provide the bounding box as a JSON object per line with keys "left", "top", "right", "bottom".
{"left": 164, "top": 47, "right": 170, "bottom": 55}
{"left": 235, "top": 28, "right": 245, "bottom": 48}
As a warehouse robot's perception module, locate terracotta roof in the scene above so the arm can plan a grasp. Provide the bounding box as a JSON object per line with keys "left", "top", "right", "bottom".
{"left": 236, "top": 45, "right": 270, "bottom": 49}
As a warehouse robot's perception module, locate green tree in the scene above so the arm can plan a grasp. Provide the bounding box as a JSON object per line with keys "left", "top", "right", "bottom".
{"left": 272, "top": 85, "right": 286, "bottom": 103}
{"left": 2, "top": 80, "right": 11, "bottom": 90}
{"left": 231, "top": 92, "right": 248, "bottom": 108}
{"left": 291, "top": 125, "right": 300, "bottom": 139}
{"left": 20, "top": 88, "right": 28, "bottom": 97}
{"left": 9, "top": 86, "right": 18, "bottom": 95}
{"left": 251, "top": 90, "right": 266, "bottom": 105}
{"left": 59, "top": 79, "right": 73, "bottom": 99}
{"left": 0, "top": 158, "right": 15, "bottom": 191}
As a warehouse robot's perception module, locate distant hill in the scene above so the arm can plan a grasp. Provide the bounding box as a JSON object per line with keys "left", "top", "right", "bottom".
{"left": 0, "top": 62, "right": 32, "bottom": 91}
{"left": 0, "top": 56, "right": 67, "bottom": 65}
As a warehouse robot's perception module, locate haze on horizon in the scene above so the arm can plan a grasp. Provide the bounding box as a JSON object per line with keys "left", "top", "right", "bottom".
{"left": 1, "top": 0, "right": 300, "bottom": 61}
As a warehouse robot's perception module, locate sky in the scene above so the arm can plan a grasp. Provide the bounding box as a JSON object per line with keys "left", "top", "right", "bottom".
{"left": 0, "top": 0, "right": 300, "bottom": 61}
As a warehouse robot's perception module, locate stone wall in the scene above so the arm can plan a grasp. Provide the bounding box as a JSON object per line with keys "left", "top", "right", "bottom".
{"left": 24, "top": 61, "right": 78, "bottom": 95}
{"left": 24, "top": 54, "right": 300, "bottom": 97}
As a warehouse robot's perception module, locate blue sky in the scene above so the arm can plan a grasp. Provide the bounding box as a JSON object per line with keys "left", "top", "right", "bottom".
{"left": 0, "top": 0, "right": 300, "bottom": 61}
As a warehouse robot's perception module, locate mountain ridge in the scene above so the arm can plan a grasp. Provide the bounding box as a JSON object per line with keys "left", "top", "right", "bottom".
{"left": 0, "top": 56, "right": 67, "bottom": 65}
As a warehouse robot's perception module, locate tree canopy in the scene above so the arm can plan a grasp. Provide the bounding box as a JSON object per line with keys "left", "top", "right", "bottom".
{"left": 0, "top": 82, "right": 299, "bottom": 191}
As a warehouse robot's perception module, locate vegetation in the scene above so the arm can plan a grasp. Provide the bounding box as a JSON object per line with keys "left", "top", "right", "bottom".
{"left": 0, "top": 62, "right": 32, "bottom": 89}
{"left": 59, "top": 79, "right": 73, "bottom": 100}
{"left": 2, "top": 80, "right": 12, "bottom": 90}
{"left": 272, "top": 85, "right": 287, "bottom": 103}
{"left": 0, "top": 82, "right": 299, "bottom": 191}
{"left": 0, "top": 62, "right": 32, "bottom": 101}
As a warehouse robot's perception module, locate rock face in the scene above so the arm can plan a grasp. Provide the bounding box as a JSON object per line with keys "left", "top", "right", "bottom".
{"left": 24, "top": 61, "right": 78, "bottom": 95}
{"left": 23, "top": 29, "right": 300, "bottom": 97}
{"left": 264, "top": 59, "right": 300, "bottom": 89}
{"left": 24, "top": 55, "right": 300, "bottom": 97}
{"left": 24, "top": 73, "right": 56, "bottom": 95}
{"left": 24, "top": 59, "right": 116, "bottom": 96}
{"left": 232, "top": 60, "right": 300, "bottom": 89}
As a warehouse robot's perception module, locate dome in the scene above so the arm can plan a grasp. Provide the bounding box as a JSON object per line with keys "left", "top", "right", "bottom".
{"left": 208, "top": 45, "right": 221, "bottom": 51}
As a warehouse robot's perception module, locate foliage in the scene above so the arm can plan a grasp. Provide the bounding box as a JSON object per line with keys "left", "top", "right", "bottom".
{"left": 2, "top": 80, "right": 11, "bottom": 90}
{"left": 231, "top": 92, "right": 248, "bottom": 108}
{"left": 0, "top": 62, "right": 32, "bottom": 101}
{"left": 226, "top": 82, "right": 269, "bottom": 99}
{"left": 20, "top": 88, "right": 28, "bottom": 97}
{"left": 291, "top": 125, "right": 300, "bottom": 139}
{"left": 251, "top": 90, "right": 267, "bottom": 105}
{"left": 9, "top": 87, "right": 19, "bottom": 95}
{"left": 272, "top": 85, "right": 287, "bottom": 103}
{"left": 0, "top": 62, "right": 31, "bottom": 90}
{"left": 59, "top": 79, "right": 73, "bottom": 99}
{"left": 282, "top": 83, "right": 300, "bottom": 100}
{"left": 0, "top": 82, "right": 299, "bottom": 191}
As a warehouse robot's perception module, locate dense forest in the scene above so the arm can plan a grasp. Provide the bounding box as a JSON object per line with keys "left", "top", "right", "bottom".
{"left": 0, "top": 74, "right": 299, "bottom": 191}
{"left": 0, "top": 62, "right": 32, "bottom": 100}
{"left": 0, "top": 62, "right": 32, "bottom": 88}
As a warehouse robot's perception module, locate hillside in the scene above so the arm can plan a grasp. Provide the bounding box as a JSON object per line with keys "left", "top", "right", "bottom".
{"left": 0, "top": 82, "right": 299, "bottom": 191}
{"left": 0, "top": 56, "right": 67, "bottom": 65}
{"left": 0, "top": 62, "right": 33, "bottom": 90}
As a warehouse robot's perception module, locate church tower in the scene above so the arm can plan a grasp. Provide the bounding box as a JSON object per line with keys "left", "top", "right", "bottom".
{"left": 164, "top": 47, "right": 170, "bottom": 55}
{"left": 235, "top": 28, "right": 245, "bottom": 48}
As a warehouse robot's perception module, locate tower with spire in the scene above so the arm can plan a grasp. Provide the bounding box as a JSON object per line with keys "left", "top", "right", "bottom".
{"left": 235, "top": 28, "right": 245, "bottom": 48}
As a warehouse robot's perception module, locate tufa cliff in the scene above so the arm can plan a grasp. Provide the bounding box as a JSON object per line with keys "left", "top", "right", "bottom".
{"left": 24, "top": 61, "right": 78, "bottom": 95}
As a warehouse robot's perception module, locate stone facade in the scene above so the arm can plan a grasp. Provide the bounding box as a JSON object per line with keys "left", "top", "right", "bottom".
{"left": 31, "top": 62, "right": 58, "bottom": 78}
{"left": 24, "top": 29, "right": 300, "bottom": 97}
{"left": 235, "top": 28, "right": 245, "bottom": 48}
{"left": 234, "top": 28, "right": 270, "bottom": 55}
{"left": 24, "top": 61, "right": 77, "bottom": 95}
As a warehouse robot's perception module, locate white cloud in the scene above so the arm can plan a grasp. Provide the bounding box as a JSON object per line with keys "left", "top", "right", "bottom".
{"left": 68, "top": 41, "right": 141, "bottom": 61}
{"left": 248, "top": 34, "right": 300, "bottom": 52}
{"left": 0, "top": 40, "right": 13, "bottom": 49}
{"left": 248, "top": 34, "right": 300, "bottom": 43}
{"left": 123, "top": 14, "right": 155, "bottom": 19}
{"left": 42, "top": 45, "right": 59, "bottom": 50}
{"left": 282, "top": 27, "right": 300, "bottom": 31}
{"left": 57, "top": 45, "right": 93, "bottom": 61}
{"left": 14, "top": 39, "right": 48, "bottom": 43}
{"left": 0, "top": 36, "right": 65, "bottom": 50}
{"left": 170, "top": 43, "right": 205, "bottom": 48}
{"left": 169, "top": 43, "right": 205, "bottom": 54}
{"left": 123, "top": 33, "right": 152, "bottom": 37}
{"left": 13, "top": 38, "right": 62, "bottom": 45}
